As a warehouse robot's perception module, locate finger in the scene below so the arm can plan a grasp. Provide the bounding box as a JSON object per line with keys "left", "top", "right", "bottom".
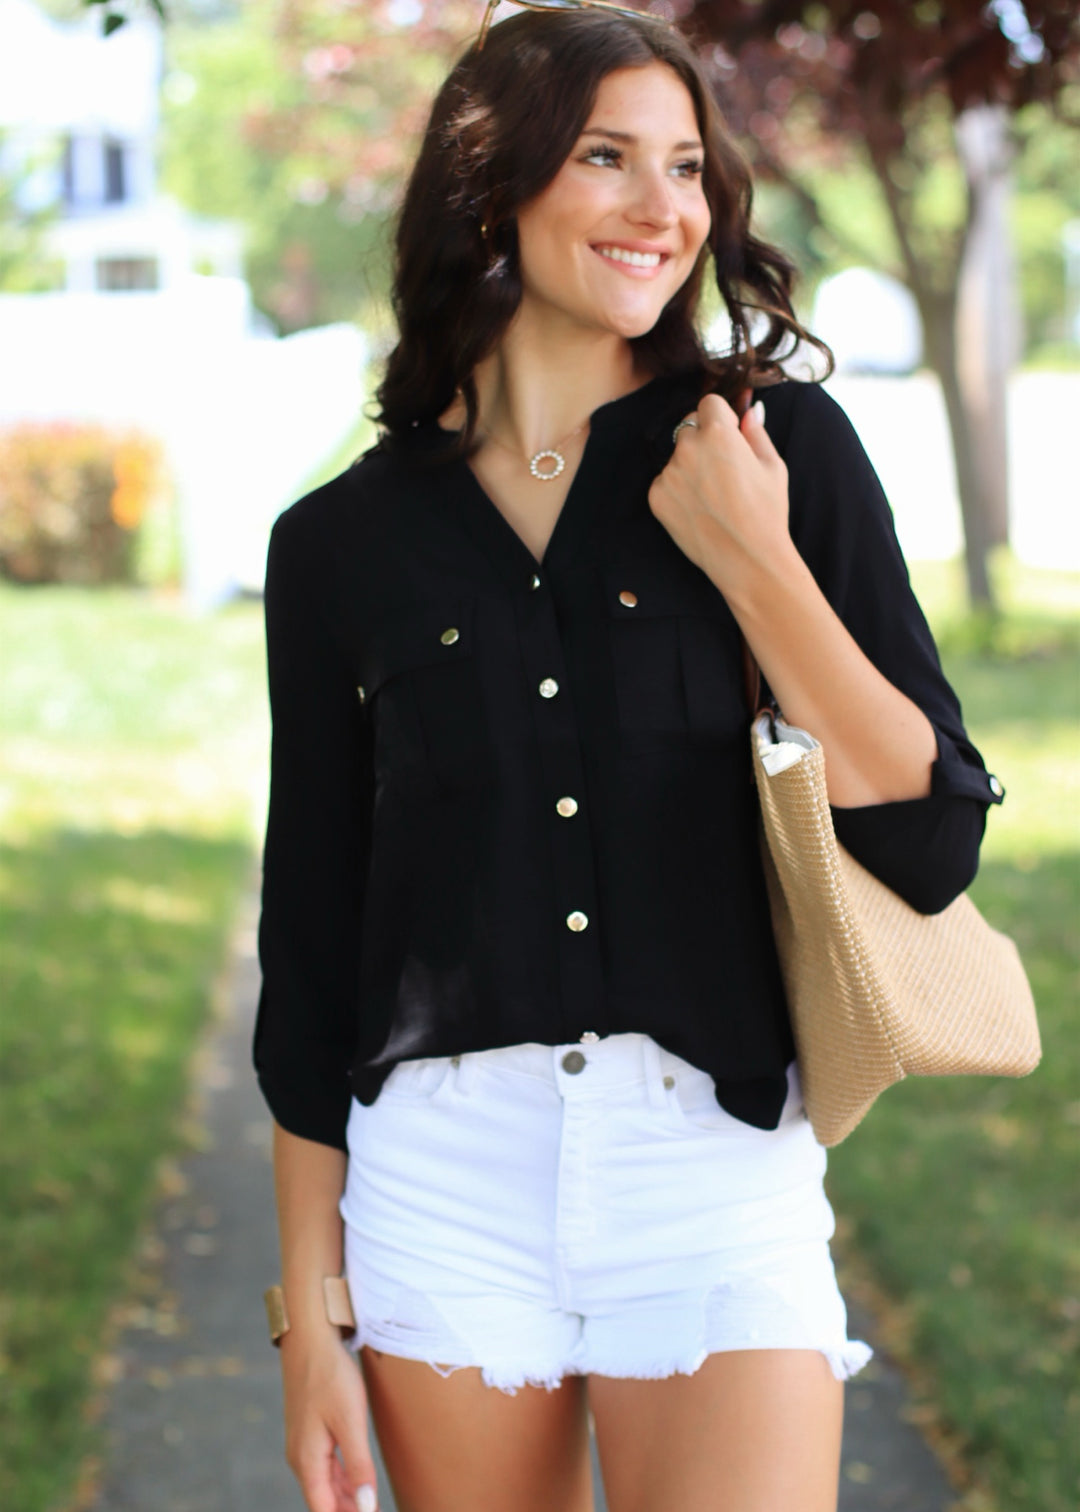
{"left": 334, "top": 1414, "right": 380, "bottom": 1512}
{"left": 697, "top": 392, "right": 737, "bottom": 428}
{"left": 740, "top": 399, "right": 780, "bottom": 461}
{"left": 294, "top": 1445, "right": 340, "bottom": 1512}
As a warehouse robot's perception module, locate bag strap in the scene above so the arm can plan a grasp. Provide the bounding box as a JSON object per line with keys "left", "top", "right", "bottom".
{"left": 741, "top": 636, "right": 765, "bottom": 718}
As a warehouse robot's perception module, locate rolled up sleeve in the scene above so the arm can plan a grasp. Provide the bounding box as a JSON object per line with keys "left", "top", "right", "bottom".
{"left": 252, "top": 500, "right": 373, "bottom": 1151}
{"left": 782, "top": 383, "right": 1004, "bottom": 916}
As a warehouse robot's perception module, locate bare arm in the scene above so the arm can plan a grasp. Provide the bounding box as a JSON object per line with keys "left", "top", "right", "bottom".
{"left": 272, "top": 1119, "right": 380, "bottom": 1512}
{"left": 273, "top": 1120, "right": 349, "bottom": 1345}
{"left": 720, "top": 541, "right": 938, "bottom": 808}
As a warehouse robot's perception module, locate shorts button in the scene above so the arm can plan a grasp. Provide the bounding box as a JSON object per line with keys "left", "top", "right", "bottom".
{"left": 450, "top": 1055, "right": 461, "bottom": 1066}
{"left": 663, "top": 1074, "right": 675, "bottom": 1089}
{"left": 561, "top": 1050, "right": 586, "bottom": 1074}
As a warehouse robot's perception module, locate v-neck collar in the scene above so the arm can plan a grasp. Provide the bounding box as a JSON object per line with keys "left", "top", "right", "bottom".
{"left": 410, "top": 367, "right": 707, "bottom": 583}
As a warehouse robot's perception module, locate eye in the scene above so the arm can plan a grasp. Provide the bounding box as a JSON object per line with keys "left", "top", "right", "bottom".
{"left": 580, "top": 143, "right": 622, "bottom": 166}
{"left": 579, "top": 143, "right": 705, "bottom": 179}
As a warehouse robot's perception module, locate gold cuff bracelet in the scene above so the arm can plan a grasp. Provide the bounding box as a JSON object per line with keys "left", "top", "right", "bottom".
{"left": 263, "top": 1277, "right": 357, "bottom": 1347}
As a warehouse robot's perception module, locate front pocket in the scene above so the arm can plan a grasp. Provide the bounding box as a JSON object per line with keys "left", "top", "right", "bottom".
{"left": 379, "top": 1056, "right": 457, "bottom": 1103}
{"left": 358, "top": 599, "right": 485, "bottom": 778}
{"left": 662, "top": 1066, "right": 743, "bottom": 1134}
{"left": 602, "top": 557, "right": 746, "bottom": 736}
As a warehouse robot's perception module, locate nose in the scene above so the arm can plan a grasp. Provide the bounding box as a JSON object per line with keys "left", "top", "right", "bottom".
{"left": 627, "top": 163, "right": 678, "bottom": 229}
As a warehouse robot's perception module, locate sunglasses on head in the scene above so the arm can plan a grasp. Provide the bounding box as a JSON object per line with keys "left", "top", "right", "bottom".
{"left": 476, "top": 0, "right": 677, "bottom": 52}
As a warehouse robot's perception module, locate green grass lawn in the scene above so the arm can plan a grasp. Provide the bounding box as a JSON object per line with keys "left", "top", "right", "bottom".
{"left": 0, "top": 585, "right": 267, "bottom": 1512}
{"left": 827, "top": 556, "right": 1080, "bottom": 1512}
{"left": 0, "top": 555, "right": 1076, "bottom": 1512}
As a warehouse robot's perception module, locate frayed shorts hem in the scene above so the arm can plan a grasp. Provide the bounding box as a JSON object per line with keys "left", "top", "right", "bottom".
{"left": 345, "top": 1327, "right": 873, "bottom": 1396}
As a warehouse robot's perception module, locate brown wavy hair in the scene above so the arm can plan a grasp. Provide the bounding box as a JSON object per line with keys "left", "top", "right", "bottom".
{"left": 364, "top": 6, "right": 833, "bottom": 463}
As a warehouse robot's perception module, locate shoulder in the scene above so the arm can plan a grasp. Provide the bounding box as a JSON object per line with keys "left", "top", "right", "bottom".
{"left": 756, "top": 378, "right": 857, "bottom": 458}
{"left": 269, "top": 445, "right": 404, "bottom": 555}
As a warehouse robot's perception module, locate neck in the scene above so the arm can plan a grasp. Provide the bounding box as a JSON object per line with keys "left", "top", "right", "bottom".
{"left": 466, "top": 319, "right": 653, "bottom": 458}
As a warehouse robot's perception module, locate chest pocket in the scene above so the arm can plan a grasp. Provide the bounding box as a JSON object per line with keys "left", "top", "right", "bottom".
{"left": 357, "top": 599, "right": 485, "bottom": 780}
{"left": 603, "top": 555, "right": 746, "bottom": 737}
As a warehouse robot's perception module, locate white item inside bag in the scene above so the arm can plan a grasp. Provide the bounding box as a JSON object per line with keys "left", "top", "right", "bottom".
{"left": 753, "top": 711, "right": 820, "bottom": 777}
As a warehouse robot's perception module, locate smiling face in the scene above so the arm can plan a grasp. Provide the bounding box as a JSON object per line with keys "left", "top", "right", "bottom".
{"left": 512, "top": 62, "right": 712, "bottom": 342}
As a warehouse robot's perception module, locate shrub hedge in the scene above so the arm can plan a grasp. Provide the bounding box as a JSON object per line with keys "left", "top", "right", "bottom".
{"left": 0, "top": 423, "right": 168, "bottom": 585}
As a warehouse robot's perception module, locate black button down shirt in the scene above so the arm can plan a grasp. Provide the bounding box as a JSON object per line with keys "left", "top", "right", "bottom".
{"left": 253, "top": 368, "right": 1003, "bottom": 1152}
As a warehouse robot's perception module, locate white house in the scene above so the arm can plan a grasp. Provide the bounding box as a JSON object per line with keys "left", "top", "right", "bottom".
{"left": 0, "top": 0, "right": 243, "bottom": 290}
{"left": 0, "top": 0, "right": 369, "bottom": 609}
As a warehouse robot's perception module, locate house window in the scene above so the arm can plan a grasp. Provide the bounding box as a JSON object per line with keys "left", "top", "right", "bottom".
{"left": 96, "top": 258, "right": 159, "bottom": 291}
{"left": 104, "top": 141, "right": 126, "bottom": 203}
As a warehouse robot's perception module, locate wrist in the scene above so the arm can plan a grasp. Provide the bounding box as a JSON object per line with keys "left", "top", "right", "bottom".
{"left": 692, "top": 517, "right": 804, "bottom": 610}
{"left": 710, "top": 533, "right": 808, "bottom": 624}
{"left": 264, "top": 1276, "right": 356, "bottom": 1348}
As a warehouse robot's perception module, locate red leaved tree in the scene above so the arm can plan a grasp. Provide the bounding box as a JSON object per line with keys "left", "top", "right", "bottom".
{"left": 677, "top": 0, "right": 1080, "bottom": 608}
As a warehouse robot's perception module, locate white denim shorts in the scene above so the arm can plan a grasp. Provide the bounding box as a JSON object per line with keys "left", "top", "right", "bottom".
{"left": 338, "top": 1031, "right": 872, "bottom": 1395}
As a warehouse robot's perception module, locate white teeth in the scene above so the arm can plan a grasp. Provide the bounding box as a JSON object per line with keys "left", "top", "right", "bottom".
{"left": 595, "top": 246, "right": 663, "bottom": 268}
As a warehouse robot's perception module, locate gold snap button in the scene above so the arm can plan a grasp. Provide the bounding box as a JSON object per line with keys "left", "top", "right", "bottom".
{"left": 663, "top": 1074, "right": 675, "bottom": 1089}
{"left": 561, "top": 1050, "right": 586, "bottom": 1074}
{"left": 618, "top": 589, "right": 638, "bottom": 607}
{"left": 440, "top": 627, "right": 459, "bottom": 645}
{"left": 539, "top": 677, "right": 559, "bottom": 698}
{"left": 556, "top": 796, "right": 578, "bottom": 818}
{"left": 450, "top": 1055, "right": 461, "bottom": 1066}
{"left": 566, "top": 910, "right": 588, "bottom": 932}
{"left": 357, "top": 685, "right": 366, "bottom": 704}
{"left": 530, "top": 573, "right": 541, "bottom": 590}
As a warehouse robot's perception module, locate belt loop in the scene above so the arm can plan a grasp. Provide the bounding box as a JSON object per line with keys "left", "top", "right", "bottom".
{"left": 640, "top": 1035, "right": 668, "bottom": 1109}
{"left": 454, "top": 1050, "right": 478, "bottom": 1096}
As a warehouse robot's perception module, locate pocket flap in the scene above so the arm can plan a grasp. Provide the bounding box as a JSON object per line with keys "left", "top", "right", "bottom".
{"left": 601, "top": 554, "right": 731, "bottom": 619}
{"left": 360, "top": 599, "right": 475, "bottom": 700}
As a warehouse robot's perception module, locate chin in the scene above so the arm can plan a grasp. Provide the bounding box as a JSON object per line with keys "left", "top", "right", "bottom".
{"left": 601, "top": 308, "right": 667, "bottom": 339}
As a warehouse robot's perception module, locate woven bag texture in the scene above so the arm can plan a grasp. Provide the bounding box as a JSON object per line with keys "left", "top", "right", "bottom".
{"left": 751, "top": 715, "right": 1041, "bottom": 1147}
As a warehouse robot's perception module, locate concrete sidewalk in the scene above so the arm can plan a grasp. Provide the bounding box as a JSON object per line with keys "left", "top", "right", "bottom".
{"left": 84, "top": 901, "right": 960, "bottom": 1512}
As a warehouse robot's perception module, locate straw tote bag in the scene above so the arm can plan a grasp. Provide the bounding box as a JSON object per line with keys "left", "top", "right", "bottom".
{"left": 748, "top": 697, "right": 1041, "bottom": 1148}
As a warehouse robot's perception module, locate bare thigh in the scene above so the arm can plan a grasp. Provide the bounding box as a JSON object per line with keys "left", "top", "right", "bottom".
{"left": 359, "top": 1346, "right": 595, "bottom": 1512}
{"left": 588, "top": 1348, "right": 844, "bottom": 1512}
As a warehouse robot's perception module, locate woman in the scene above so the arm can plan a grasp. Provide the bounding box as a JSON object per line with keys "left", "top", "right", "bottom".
{"left": 253, "top": 7, "right": 1002, "bottom": 1512}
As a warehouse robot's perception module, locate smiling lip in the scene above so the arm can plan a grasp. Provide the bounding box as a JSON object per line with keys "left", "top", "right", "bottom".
{"left": 590, "top": 242, "right": 674, "bottom": 278}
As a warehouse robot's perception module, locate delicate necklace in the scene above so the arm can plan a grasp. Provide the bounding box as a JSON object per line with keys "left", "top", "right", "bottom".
{"left": 481, "top": 416, "right": 590, "bottom": 481}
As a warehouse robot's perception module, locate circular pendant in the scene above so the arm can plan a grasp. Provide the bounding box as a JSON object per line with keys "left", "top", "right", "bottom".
{"left": 530, "top": 448, "right": 565, "bottom": 480}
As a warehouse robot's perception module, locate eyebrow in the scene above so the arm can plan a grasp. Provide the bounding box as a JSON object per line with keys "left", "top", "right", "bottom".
{"left": 579, "top": 127, "right": 704, "bottom": 152}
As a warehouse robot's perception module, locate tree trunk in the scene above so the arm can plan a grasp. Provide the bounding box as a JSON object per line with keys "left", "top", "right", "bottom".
{"left": 954, "top": 103, "right": 1023, "bottom": 552}
{"left": 917, "top": 286, "right": 997, "bottom": 611}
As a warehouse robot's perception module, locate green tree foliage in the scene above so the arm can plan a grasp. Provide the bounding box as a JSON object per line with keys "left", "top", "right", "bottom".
{"left": 0, "top": 130, "right": 64, "bottom": 292}
{"left": 159, "top": 0, "right": 459, "bottom": 334}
